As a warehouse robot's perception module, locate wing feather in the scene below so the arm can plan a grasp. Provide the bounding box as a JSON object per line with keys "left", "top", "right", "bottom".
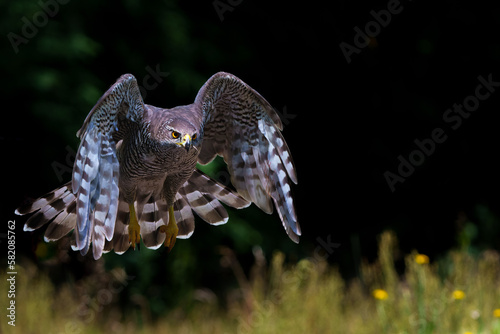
{"left": 17, "top": 74, "right": 147, "bottom": 258}
{"left": 195, "top": 72, "right": 300, "bottom": 242}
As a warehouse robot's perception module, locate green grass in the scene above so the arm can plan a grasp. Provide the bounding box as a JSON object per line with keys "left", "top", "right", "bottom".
{"left": 2, "top": 231, "right": 500, "bottom": 333}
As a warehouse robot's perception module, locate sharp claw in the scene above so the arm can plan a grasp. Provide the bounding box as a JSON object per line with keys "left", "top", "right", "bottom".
{"left": 128, "top": 203, "right": 141, "bottom": 250}
{"left": 166, "top": 232, "right": 177, "bottom": 250}
{"left": 160, "top": 206, "right": 179, "bottom": 252}
{"left": 128, "top": 230, "right": 140, "bottom": 249}
{"left": 161, "top": 225, "right": 178, "bottom": 250}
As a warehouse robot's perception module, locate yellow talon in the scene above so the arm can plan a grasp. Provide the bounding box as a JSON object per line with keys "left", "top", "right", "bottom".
{"left": 128, "top": 203, "right": 141, "bottom": 249}
{"left": 159, "top": 206, "right": 179, "bottom": 252}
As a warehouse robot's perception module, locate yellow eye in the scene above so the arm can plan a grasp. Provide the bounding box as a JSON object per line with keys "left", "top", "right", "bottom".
{"left": 192, "top": 133, "right": 197, "bottom": 140}
{"left": 172, "top": 131, "right": 180, "bottom": 139}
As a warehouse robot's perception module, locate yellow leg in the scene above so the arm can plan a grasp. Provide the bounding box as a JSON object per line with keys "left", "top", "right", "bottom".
{"left": 159, "top": 206, "right": 179, "bottom": 252}
{"left": 128, "top": 203, "right": 141, "bottom": 249}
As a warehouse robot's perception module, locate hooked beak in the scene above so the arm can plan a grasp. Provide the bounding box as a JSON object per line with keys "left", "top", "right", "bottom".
{"left": 181, "top": 134, "right": 192, "bottom": 152}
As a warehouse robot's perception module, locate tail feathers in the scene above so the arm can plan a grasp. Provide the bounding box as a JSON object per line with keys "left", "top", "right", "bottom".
{"left": 105, "top": 195, "right": 195, "bottom": 251}
{"left": 102, "top": 200, "right": 131, "bottom": 254}
{"left": 17, "top": 182, "right": 77, "bottom": 242}
{"left": 44, "top": 201, "right": 77, "bottom": 242}
{"left": 103, "top": 170, "right": 250, "bottom": 252}
{"left": 16, "top": 183, "right": 71, "bottom": 216}
{"left": 16, "top": 181, "right": 114, "bottom": 260}
{"left": 174, "top": 169, "right": 250, "bottom": 228}
{"left": 188, "top": 169, "right": 251, "bottom": 224}
{"left": 173, "top": 190, "right": 195, "bottom": 238}
{"left": 189, "top": 169, "right": 251, "bottom": 209}
{"left": 17, "top": 169, "right": 252, "bottom": 257}
{"left": 139, "top": 199, "right": 167, "bottom": 249}
{"left": 181, "top": 185, "right": 230, "bottom": 226}
{"left": 102, "top": 198, "right": 169, "bottom": 253}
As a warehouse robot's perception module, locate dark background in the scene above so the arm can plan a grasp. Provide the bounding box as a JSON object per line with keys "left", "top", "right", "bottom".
{"left": 1, "top": 0, "right": 500, "bottom": 316}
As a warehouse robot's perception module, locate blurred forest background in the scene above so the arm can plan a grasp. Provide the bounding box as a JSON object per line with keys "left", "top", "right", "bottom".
{"left": 1, "top": 0, "right": 500, "bottom": 332}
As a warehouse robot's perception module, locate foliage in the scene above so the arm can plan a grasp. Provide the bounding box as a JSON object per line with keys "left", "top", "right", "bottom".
{"left": 2, "top": 231, "right": 500, "bottom": 334}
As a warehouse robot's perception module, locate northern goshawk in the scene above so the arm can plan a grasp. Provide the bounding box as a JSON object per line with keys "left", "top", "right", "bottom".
{"left": 16, "top": 72, "right": 300, "bottom": 259}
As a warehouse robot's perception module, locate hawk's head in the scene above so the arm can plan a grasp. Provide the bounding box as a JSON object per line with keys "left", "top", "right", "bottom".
{"left": 149, "top": 106, "right": 201, "bottom": 154}
{"left": 163, "top": 118, "right": 198, "bottom": 152}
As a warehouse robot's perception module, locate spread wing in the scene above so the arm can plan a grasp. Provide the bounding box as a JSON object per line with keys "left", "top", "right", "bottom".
{"left": 72, "top": 73, "right": 144, "bottom": 258}
{"left": 195, "top": 72, "right": 300, "bottom": 242}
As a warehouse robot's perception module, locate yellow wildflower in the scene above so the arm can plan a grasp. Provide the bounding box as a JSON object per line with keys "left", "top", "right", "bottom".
{"left": 452, "top": 290, "right": 465, "bottom": 300}
{"left": 372, "top": 289, "right": 388, "bottom": 300}
{"left": 494, "top": 309, "right": 500, "bottom": 318}
{"left": 415, "top": 254, "right": 429, "bottom": 264}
